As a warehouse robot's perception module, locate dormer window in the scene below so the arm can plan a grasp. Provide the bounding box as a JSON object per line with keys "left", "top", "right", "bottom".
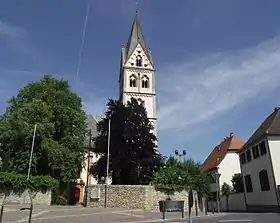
{"left": 136, "top": 55, "right": 142, "bottom": 67}
{"left": 129, "top": 75, "right": 137, "bottom": 87}
{"left": 141, "top": 75, "right": 149, "bottom": 88}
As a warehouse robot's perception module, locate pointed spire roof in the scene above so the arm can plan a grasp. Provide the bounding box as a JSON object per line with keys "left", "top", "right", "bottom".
{"left": 122, "top": 12, "right": 154, "bottom": 67}
{"left": 126, "top": 12, "right": 146, "bottom": 57}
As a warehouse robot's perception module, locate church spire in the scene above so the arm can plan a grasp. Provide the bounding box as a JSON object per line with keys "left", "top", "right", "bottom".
{"left": 126, "top": 12, "right": 147, "bottom": 58}
{"left": 123, "top": 12, "right": 154, "bottom": 67}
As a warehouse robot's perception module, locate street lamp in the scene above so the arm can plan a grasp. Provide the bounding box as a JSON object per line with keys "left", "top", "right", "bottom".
{"left": 27, "top": 124, "right": 37, "bottom": 180}
{"left": 105, "top": 118, "right": 111, "bottom": 185}
{"left": 212, "top": 172, "right": 221, "bottom": 213}
{"left": 84, "top": 129, "right": 93, "bottom": 207}
{"left": 174, "top": 149, "right": 187, "bottom": 161}
{"left": 105, "top": 118, "right": 111, "bottom": 208}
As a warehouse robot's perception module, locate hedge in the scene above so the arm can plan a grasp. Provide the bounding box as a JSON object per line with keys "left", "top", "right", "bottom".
{"left": 0, "top": 172, "right": 56, "bottom": 193}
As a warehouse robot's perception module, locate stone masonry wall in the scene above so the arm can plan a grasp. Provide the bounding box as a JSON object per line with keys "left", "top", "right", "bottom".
{"left": 0, "top": 190, "right": 52, "bottom": 205}
{"left": 87, "top": 185, "right": 205, "bottom": 213}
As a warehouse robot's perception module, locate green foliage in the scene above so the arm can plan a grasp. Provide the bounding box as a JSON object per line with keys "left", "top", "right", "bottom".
{"left": 55, "top": 195, "right": 68, "bottom": 205}
{"left": 92, "top": 98, "right": 162, "bottom": 184}
{"left": 221, "top": 182, "right": 233, "bottom": 196}
{"left": 0, "top": 75, "right": 87, "bottom": 183}
{"left": 0, "top": 172, "right": 56, "bottom": 193}
{"left": 231, "top": 173, "right": 244, "bottom": 193}
{"left": 153, "top": 156, "right": 211, "bottom": 196}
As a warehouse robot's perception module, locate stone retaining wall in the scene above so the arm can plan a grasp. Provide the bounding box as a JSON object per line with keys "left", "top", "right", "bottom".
{"left": 0, "top": 190, "right": 52, "bottom": 205}
{"left": 87, "top": 185, "right": 205, "bottom": 212}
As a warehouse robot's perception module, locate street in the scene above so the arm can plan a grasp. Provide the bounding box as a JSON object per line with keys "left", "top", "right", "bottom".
{"left": 190, "top": 213, "right": 280, "bottom": 223}
{"left": 2, "top": 205, "right": 280, "bottom": 223}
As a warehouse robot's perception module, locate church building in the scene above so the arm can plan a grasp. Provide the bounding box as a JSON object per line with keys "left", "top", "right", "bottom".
{"left": 76, "top": 12, "right": 157, "bottom": 205}
{"left": 119, "top": 12, "right": 157, "bottom": 135}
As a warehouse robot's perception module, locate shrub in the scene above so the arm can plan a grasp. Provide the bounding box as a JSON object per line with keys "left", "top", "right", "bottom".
{"left": 55, "top": 195, "right": 68, "bottom": 205}
{"left": 0, "top": 172, "right": 56, "bottom": 194}
{"left": 153, "top": 156, "right": 211, "bottom": 199}
{"left": 221, "top": 182, "right": 233, "bottom": 196}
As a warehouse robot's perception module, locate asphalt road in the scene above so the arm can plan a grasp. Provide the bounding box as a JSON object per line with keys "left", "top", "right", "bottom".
{"left": 2, "top": 205, "right": 280, "bottom": 223}
{"left": 191, "top": 213, "right": 280, "bottom": 223}
{"left": 164, "top": 213, "right": 280, "bottom": 223}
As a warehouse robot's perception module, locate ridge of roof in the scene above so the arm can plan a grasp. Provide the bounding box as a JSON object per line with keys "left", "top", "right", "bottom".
{"left": 266, "top": 107, "right": 280, "bottom": 134}
{"left": 202, "top": 134, "right": 244, "bottom": 172}
{"left": 242, "top": 107, "right": 280, "bottom": 149}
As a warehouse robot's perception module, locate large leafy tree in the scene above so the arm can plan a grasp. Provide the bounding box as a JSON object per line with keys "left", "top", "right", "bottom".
{"left": 92, "top": 98, "right": 162, "bottom": 185}
{"left": 153, "top": 156, "right": 211, "bottom": 198}
{"left": 0, "top": 75, "right": 87, "bottom": 183}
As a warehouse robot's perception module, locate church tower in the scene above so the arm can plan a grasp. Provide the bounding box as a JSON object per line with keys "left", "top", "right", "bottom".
{"left": 119, "top": 12, "right": 157, "bottom": 135}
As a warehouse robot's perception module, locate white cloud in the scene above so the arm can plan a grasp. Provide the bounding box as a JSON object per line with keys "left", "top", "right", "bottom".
{"left": 0, "top": 20, "right": 27, "bottom": 39}
{"left": 0, "top": 20, "right": 45, "bottom": 62}
{"left": 157, "top": 37, "right": 280, "bottom": 131}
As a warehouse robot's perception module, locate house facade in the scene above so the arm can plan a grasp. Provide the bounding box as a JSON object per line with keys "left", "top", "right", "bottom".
{"left": 239, "top": 107, "right": 280, "bottom": 212}
{"left": 76, "top": 114, "right": 101, "bottom": 205}
{"left": 203, "top": 133, "right": 244, "bottom": 195}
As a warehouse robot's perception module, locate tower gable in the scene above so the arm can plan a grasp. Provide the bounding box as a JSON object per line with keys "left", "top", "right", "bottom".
{"left": 124, "top": 44, "right": 154, "bottom": 70}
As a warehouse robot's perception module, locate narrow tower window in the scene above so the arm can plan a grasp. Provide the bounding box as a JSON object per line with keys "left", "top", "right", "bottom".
{"left": 129, "top": 75, "right": 137, "bottom": 87}
{"left": 136, "top": 55, "right": 142, "bottom": 67}
{"left": 141, "top": 75, "right": 149, "bottom": 88}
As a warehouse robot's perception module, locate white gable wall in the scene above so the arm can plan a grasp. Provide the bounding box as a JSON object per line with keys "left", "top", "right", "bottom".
{"left": 240, "top": 138, "right": 278, "bottom": 206}
{"left": 267, "top": 136, "right": 280, "bottom": 186}
{"left": 209, "top": 151, "right": 241, "bottom": 192}
{"left": 218, "top": 151, "right": 241, "bottom": 188}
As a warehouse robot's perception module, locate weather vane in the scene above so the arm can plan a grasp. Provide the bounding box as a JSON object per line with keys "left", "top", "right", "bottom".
{"left": 135, "top": 0, "right": 139, "bottom": 13}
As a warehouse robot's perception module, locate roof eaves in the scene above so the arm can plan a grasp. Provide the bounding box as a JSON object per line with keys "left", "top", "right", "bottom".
{"left": 239, "top": 133, "right": 267, "bottom": 153}
{"left": 266, "top": 108, "right": 280, "bottom": 134}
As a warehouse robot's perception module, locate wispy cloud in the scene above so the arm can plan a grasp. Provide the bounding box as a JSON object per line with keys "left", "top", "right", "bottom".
{"left": 0, "top": 20, "right": 47, "bottom": 63}
{"left": 0, "top": 20, "right": 29, "bottom": 54}
{"left": 0, "top": 20, "right": 27, "bottom": 39}
{"left": 157, "top": 37, "right": 280, "bottom": 132}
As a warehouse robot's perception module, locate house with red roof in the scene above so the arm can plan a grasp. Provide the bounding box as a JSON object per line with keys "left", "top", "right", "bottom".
{"left": 239, "top": 107, "right": 280, "bottom": 212}
{"left": 202, "top": 133, "right": 244, "bottom": 198}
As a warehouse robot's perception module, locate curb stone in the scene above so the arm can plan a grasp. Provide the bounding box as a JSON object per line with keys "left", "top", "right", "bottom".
{"left": 113, "top": 213, "right": 228, "bottom": 223}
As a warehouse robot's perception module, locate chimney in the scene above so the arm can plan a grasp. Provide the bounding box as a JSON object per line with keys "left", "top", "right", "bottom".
{"left": 274, "top": 107, "right": 280, "bottom": 112}
{"left": 230, "top": 132, "right": 234, "bottom": 137}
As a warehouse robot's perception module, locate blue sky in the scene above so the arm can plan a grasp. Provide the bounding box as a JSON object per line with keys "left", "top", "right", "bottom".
{"left": 1, "top": 0, "right": 280, "bottom": 162}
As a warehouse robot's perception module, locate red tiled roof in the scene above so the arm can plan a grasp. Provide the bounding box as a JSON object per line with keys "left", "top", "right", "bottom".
{"left": 202, "top": 134, "right": 244, "bottom": 172}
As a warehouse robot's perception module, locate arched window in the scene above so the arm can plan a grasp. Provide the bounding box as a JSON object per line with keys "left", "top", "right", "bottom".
{"left": 129, "top": 75, "right": 137, "bottom": 87}
{"left": 136, "top": 55, "right": 142, "bottom": 67}
{"left": 141, "top": 75, "right": 149, "bottom": 88}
